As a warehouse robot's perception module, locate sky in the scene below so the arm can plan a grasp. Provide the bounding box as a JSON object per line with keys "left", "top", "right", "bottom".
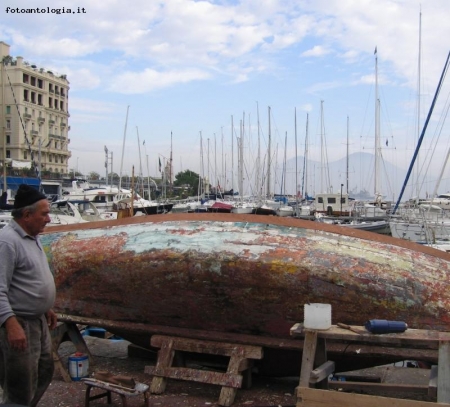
{"left": 1, "top": 0, "right": 450, "bottom": 197}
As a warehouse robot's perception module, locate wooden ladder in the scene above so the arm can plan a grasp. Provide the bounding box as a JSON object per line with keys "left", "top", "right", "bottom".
{"left": 145, "top": 335, "right": 263, "bottom": 406}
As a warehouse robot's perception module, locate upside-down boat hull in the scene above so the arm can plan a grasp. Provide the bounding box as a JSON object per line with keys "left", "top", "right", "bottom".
{"left": 41, "top": 213, "right": 450, "bottom": 349}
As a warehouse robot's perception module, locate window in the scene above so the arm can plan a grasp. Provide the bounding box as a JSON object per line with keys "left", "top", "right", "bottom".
{"left": 318, "top": 197, "right": 323, "bottom": 204}
{"left": 23, "top": 74, "right": 29, "bottom": 84}
{"left": 6, "top": 136, "right": 10, "bottom": 144}
{"left": 327, "top": 197, "right": 336, "bottom": 204}
{"left": 24, "top": 89, "right": 29, "bottom": 102}
{"left": 49, "top": 155, "right": 52, "bottom": 163}
{"left": 37, "top": 79, "right": 43, "bottom": 89}
{"left": 6, "top": 150, "right": 10, "bottom": 159}
{"left": 24, "top": 151, "right": 28, "bottom": 160}
{"left": 31, "top": 92, "right": 36, "bottom": 104}
{"left": 30, "top": 76, "right": 36, "bottom": 86}
{"left": 49, "top": 97, "right": 52, "bottom": 107}
{"left": 6, "top": 106, "right": 11, "bottom": 114}
{"left": 6, "top": 120, "right": 10, "bottom": 129}
{"left": 60, "top": 101, "right": 64, "bottom": 111}
{"left": 38, "top": 94, "right": 43, "bottom": 105}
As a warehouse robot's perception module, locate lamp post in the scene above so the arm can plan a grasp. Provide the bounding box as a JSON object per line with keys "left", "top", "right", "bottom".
{"left": 76, "top": 157, "right": 79, "bottom": 177}
{"left": 340, "top": 183, "right": 344, "bottom": 215}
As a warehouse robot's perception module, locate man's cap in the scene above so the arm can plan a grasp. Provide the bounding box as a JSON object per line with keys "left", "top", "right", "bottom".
{"left": 14, "top": 184, "right": 47, "bottom": 209}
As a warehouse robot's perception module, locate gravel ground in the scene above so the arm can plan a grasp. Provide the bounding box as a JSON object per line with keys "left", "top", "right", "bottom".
{"left": 39, "top": 336, "right": 298, "bottom": 407}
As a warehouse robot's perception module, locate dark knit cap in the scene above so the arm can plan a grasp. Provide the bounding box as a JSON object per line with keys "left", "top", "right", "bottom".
{"left": 14, "top": 184, "right": 47, "bottom": 209}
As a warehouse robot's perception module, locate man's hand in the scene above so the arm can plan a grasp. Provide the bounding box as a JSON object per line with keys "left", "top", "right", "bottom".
{"left": 4, "top": 316, "right": 27, "bottom": 351}
{"left": 45, "top": 309, "right": 58, "bottom": 330}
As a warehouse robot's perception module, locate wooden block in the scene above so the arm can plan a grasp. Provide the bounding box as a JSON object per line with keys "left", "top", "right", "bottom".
{"left": 429, "top": 365, "right": 438, "bottom": 398}
{"left": 310, "top": 361, "right": 335, "bottom": 384}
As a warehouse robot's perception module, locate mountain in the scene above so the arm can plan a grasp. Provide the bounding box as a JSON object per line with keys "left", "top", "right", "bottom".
{"left": 284, "top": 152, "right": 437, "bottom": 201}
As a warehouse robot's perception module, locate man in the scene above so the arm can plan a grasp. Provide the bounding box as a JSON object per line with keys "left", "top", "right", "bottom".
{"left": 0, "top": 184, "right": 57, "bottom": 406}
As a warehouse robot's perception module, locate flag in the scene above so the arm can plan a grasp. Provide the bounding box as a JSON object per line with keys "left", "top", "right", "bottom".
{"left": 158, "top": 157, "right": 162, "bottom": 172}
{"left": 374, "top": 46, "right": 377, "bottom": 55}
{"left": 386, "top": 139, "right": 388, "bottom": 146}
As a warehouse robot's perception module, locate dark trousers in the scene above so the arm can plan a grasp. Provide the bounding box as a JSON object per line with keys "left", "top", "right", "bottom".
{"left": 0, "top": 315, "right": 54, "bottom": 406}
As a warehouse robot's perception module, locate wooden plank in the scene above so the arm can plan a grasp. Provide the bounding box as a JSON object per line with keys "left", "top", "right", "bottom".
{"left": 151, "top": 335, "right": 263, "bottom": 359}
{"left": 290, "top": 324, "right": 450, "bottom": 349}
{"left": 327, "top": 381, "right": 429, "bottom": 394}
{"left": 299, "top": 330, "right": 318, "bottom": 388}
{"left": 310, "top": 361, "right": 335, "bottom": 384}
{"left": 438, "top": 340, "right": 450, "bottom": 403}
{"left": 146, "top": 366, "right": 243, "bottom": 388}
{"left": 58, "top": 315, "right": 439, "bottom": 362}
{"left": 297, "top": 387, "right": 450, "bottom": 407}
{"left": 429, "top": 365, "right": 438, "bottom": 398}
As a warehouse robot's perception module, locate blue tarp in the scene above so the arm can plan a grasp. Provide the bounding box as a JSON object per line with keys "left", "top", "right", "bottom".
{"left": 0, "top": 176, "right": 40, "bottom": 192}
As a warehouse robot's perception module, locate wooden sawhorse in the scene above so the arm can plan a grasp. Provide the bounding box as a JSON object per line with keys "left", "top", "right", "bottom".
{"left": 145, "top": 335, "right": 263, "bottom": 406}
{"left": 290, "top": 323, "right": 450, "bottom": 406}
{"left": 51, "top": 321, "right": 93, "bottom": 382}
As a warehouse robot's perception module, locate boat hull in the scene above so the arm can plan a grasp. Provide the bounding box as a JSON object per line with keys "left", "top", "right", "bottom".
{"left": 41, "top": 214, "right": 450, "bottom": 344}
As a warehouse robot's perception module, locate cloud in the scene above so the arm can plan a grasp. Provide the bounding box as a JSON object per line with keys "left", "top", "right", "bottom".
{"left": 109, "top": 68, "right": 212, "bottom": 94}
{"left": 301, "top": 45, "right": 331, "bottom": 58}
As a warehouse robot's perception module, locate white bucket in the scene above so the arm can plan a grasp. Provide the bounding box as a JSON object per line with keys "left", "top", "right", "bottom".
{"left": 68, "top": 352, "right": 89, "bottom": 381}
{"left": 304, "top": 303, "right": 332, "bottom": 330}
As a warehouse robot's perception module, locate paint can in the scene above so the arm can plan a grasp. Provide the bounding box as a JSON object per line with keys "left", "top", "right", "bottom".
{"left": 304, "top": 303, "right": 332, "bottom": 330}
{"left": 68, "top": 352, "right": 89, "bottom": 381}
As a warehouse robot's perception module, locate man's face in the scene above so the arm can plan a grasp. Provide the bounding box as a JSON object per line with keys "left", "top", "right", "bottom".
{"left": 23, "top": 199, "right": 51, "bottom": 236}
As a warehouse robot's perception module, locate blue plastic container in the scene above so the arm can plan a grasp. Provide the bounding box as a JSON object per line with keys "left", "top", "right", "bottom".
{"left": 365, "top": 319, "right": 408, "bottom": 334}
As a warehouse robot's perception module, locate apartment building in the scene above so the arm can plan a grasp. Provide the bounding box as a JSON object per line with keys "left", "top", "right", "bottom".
{"left": 0, "top": 41, "right": 71, "bottom": 175}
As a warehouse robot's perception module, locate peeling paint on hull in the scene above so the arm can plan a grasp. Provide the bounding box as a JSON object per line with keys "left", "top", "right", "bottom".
{"left": 41, "top": 213, "right": 450, "bottom": 341}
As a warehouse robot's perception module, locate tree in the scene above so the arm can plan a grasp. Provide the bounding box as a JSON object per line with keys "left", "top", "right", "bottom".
{"left": 174, "top": 170, "right": 200, "bottom": 195}
{"left": 88, "top": 171, "right": 100, "bottom": 180}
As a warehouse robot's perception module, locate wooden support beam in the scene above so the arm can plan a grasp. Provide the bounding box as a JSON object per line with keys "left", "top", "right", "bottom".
{"left": 297, "top": 387, "right": 450, "bottom": 407}
{"left": 438, "top": 340, "right": 450, "bottom": 403}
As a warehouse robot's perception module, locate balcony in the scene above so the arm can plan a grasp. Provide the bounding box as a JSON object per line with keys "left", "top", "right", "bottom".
{"left": 60, "top": 121, "right": 66, "bottom": 128}
{"left": 31, "top": 130, "right": 38, "bottom": 136}
{"left": 24, "top": 113, "right": 31, "bottom": 120}
{"left": 38, "top": 117, "right": 45, "bottom": 123}
{"left": 49, "top": 120, "right": 55, "bottom": 125}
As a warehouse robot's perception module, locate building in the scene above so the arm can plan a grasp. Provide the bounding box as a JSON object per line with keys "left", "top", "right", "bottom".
{"left": 0, "top": 41, "right": 71, "bottom": 176}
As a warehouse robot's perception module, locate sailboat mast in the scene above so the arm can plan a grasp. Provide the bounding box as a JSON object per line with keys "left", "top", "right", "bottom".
{"left": 170, "top": 131, "right": 173, "bottom": 189}
{"left": 415, "top": 9, "right": 422, "bottom": 197}
{"left": 303, "top": 113, "right": 309, "bottom": 198}
{"left": 374, "top": 47, "right": 381, "bottom": 198}
{"left": 231, "top": 115, "right": 234, "bottom": 194}
{"left": 256, "top": 102, "right": 261, "bottom": 199}
{"left": 295, "top": 108, "right": 298, "bottom": 207}
{"left": 346, "top": 116, "right": 349, "bottom": 195}
{"left": 118, "top": 105, "right": 129, "bottom": 191}
{"left": 266, "top": 106, "right": 271, "bottom": 197}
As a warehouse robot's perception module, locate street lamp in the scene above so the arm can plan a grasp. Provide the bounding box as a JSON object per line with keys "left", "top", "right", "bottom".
{"left": 77, "top": 157, "right": 79, "bottom": 177}
{"left": 340, "top": 183, "right": 344, "bottom": 215}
